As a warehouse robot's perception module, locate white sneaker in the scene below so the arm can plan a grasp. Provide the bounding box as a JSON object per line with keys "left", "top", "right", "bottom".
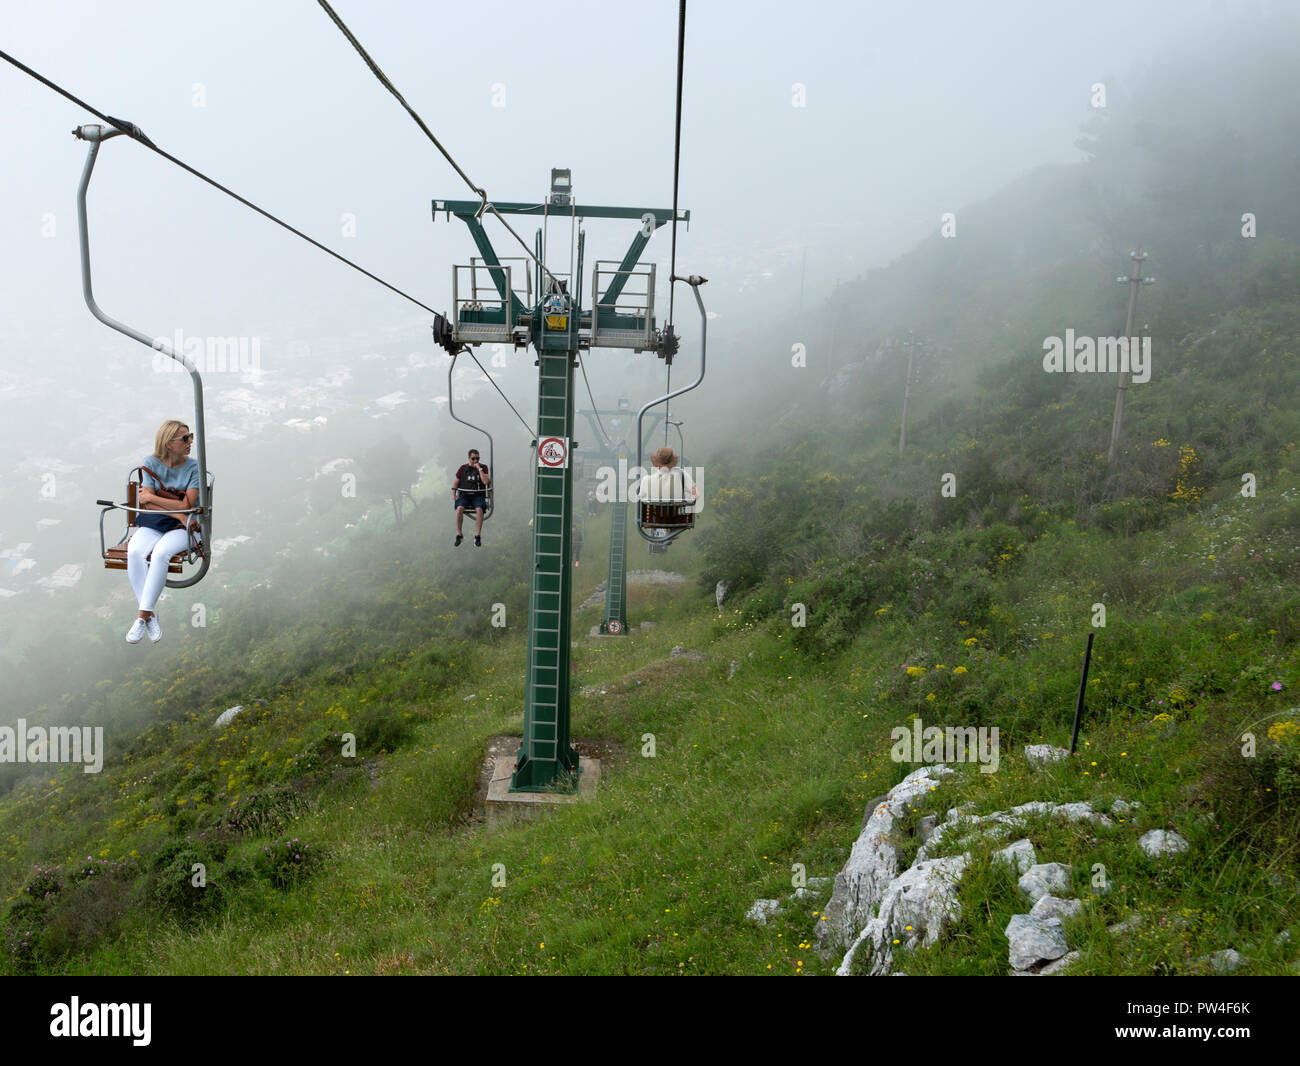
{"left": 126, "top": 618, "right": 147, "bottom": 644}
{"left": 146, "top": 615, "right": 161, "bottom": 643}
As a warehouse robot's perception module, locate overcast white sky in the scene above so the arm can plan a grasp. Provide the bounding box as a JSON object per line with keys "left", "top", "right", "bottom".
{"left": 1, "top": 0, "right": 1245, "bottom": 360}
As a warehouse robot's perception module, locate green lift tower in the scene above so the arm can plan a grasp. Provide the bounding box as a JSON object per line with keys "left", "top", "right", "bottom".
{"left": 432, "top": 171, "right": 687, "bottom": 793}
{"left": 579, "top": 401, "right": 632, "bottom": 636}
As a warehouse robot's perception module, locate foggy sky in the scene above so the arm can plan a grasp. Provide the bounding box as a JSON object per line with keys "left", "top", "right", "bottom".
{"left": 2, "top": 0, "right": 1239, "bottom": 349}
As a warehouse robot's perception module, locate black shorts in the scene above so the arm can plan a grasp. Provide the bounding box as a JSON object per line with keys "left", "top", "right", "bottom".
{"left": 456, "top": 493, "right": 487, "bottom": 511}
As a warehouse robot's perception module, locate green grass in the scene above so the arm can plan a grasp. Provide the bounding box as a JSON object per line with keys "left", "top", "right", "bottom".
{"left": 2, "top": 471, "right": 1297, "bottom": 974}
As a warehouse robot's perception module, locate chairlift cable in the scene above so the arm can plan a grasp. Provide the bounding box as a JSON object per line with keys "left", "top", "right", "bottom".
{"left": 659, "top": 0, "right": 687, "bottom": 444}
{"left": 463, "top": 348, "right": 536, "bottom": 438}
{"left": 0, "top": 48, "right": 440, "bottom": 316}
{"left": 577, "top": 352, "right": 612, "bottom": 449}
{"left": 663, "top": 364, "right": 672, "bottom": 447}
{"left": 667, "top": 0, "right": 687, "bottom": 325}
{"left": 316, "top": 0, "right": 559, "bottom": 290}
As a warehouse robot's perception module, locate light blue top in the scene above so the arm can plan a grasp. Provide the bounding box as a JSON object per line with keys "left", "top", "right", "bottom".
{"left": 140, "top": 455, "right": 199, "bottom": 495}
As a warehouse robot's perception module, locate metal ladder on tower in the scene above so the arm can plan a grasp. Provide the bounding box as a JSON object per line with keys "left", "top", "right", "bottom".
{"left": 520, "top": 348, "right": 577, "bottom": 787}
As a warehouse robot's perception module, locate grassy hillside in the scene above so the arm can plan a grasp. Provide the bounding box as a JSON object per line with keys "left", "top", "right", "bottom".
{"left": 1, "top": 449, "right": 1297, "bottom": 974}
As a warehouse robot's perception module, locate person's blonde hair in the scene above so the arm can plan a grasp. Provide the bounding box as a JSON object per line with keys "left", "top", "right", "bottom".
{"left": 652, "top": 446, "right": 677, "bottom": 468}
{"left": 153, "top": 419, "right": 189, "bottom": 460}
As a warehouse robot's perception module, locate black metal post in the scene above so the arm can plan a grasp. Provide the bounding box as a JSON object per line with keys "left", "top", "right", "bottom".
{"left": 1070, "top": 632, "right": 1096, "bottom": 754}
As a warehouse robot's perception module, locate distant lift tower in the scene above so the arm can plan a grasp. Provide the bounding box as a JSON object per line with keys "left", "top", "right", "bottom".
{"left": 580, "top": 399, "right": 687, "bottom": 632}
{"left": 579, "top": 398, "right": 635, "bottom": 635}
{"left": 432, "top": 170, "right": 687, "bottom": 792}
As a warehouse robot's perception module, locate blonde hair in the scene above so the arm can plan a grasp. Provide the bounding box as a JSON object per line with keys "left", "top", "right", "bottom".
{"left": 153, "top": 419, "right": 189, "bottom": 460}
{"left": 652, "top": 446, "right": 677, "bottom": 468}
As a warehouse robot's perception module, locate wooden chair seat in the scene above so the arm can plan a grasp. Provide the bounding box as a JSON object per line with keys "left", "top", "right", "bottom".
{"left": 640, "top": 501, "right": 696, "bottom": 530}
{"left": 104, "top": 544, "right": 184, "bottom": 574}
{"left": 101, "top": 477, "right": 189, "bottom": 573}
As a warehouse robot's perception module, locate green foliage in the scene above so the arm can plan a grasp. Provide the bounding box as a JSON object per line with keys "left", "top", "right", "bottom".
{"left": 209, "top": 786, "right": 311, "bottom": 837}
{"left": 146, "top": 838, "right": 236, "bottom": 920}
{"left": 2, "top": 859, "right": 140, "bottom": 969}
{"left": 354, "top": 703, "right": 419, "bottom": 755}
{"left": 254, "top": 837, "right": 328, "bottom": 890}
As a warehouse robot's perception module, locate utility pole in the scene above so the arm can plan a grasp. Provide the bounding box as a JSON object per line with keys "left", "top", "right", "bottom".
{"left": 898, "top": 331, "right": 918, "bottom": 456}
{"left": 1108, "top": 250, "right": 1156, "bottom": 467}
{"left": 433, "top": 173, "right": 686, "bottom": 792}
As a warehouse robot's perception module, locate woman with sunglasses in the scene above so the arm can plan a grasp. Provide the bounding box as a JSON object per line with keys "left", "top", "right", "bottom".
{"left": 124, "top": 419, "right": 200, "bottom": 644}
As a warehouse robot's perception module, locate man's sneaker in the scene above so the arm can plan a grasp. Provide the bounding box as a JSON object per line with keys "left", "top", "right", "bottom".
{"left": 474, "top": 535, "right": 482, "bottom": 547}
{"left": 455, "top": 533, "right": 463, "bottom": 546}
{"left": 126, "top": 618, "right": 146, "bottom": 644}
{"left": 146, "top": 615, "right": 162, "bottom": 643}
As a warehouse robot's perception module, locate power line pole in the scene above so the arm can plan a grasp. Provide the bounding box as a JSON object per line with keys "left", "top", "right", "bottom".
{"left": 1108, "top": 250, "right": 1156, "bottom": 467}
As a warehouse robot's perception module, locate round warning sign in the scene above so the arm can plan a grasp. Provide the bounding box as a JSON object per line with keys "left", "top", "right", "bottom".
{"left": 607, "top": 619, "right": 622, "bottom": 634}
{"left": 538, "top": 436, "right": 569, "bottom": 468}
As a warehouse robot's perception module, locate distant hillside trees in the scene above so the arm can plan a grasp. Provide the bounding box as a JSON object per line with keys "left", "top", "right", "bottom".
{"left": 358, "top": 436, "right": 420, "bottom": 525}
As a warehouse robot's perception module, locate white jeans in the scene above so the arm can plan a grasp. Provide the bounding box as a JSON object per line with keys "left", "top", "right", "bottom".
{"left": 127, "top": 527, "right": 191, "bottom": 612}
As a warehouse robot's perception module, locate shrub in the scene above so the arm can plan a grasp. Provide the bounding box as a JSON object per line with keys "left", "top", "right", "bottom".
{"left": 213, "top": 786, "right": 310, "bottom": 836}
{"left": 1, "top": 858, "right": 139, "bottom": 969}
{"left": 254, "top": 837, "right": 328, "bottom": 890}
{"left": 354, "top": 704, "right": 417, "bottom": 755}
{"left": 146, "top": 839, "right": 234, "bottom": 920}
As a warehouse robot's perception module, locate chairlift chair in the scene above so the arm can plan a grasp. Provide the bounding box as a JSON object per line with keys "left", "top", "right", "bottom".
{"left": 97, "top": 468, "right": 215, "bottom": 583}
{"left": 74, "top": 123, "right": 214, "bottom": 588}
{"left": 447, "top": 351, "right": 495, "bottom": 520}
{"left": 634, "top": 276, "right": 708, "bottom": 544}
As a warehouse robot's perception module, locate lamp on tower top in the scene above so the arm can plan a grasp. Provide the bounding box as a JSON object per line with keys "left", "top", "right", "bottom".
{"left": 549, "top": 168, "right": 572, "bottom": 207}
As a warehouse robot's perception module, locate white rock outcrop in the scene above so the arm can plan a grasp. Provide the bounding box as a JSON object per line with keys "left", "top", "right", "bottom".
{"left": 1039, "top": 950, "right": 1081, "bottom": 975}
{"left": 1018, "top": 862, "right": 1074, "bottom": 903}
{"left": 1138, "top": 829, "right": 1189, "bottom": 857}
{"left": 1053, "top": 801, "right": 1113, "bottom": 827}
{"left": 824, "top": 780, "right": 1144, "bottom": 974}
{"left": 1006, "top": 913, "right": 1070, "bottom": 971}
{"left": 818, "top": 765, "right": 954, "bottom": 950}
{"left": 745, "top": 899, "right": 781, "bottom": 925}
{"left": 993, "top": 839, "right": 1038, "bottom": 876}
{"left": 1030, "top": 894, "right": 1084, "bottom": 921}
{"left": 1024, "top": 744, "right": 1070, "bottom": 770}
{"left": 837, "top": 855, "right": 969, "bottom": 976}
{"left": 1200, "top": 948, "right": 1243, "bottom": 974}
{"left": 214, "top": 705, "right": 243, "bottom": 728}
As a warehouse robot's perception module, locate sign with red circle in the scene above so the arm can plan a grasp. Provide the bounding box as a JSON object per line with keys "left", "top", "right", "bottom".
{"left": 607, "top": 619, "right": 622, "bottom": 634}
{"left": 538, "top": 436, "right": 569, "bottom": 468}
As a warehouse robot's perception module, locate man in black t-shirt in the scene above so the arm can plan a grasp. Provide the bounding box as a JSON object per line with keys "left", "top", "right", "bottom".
{"left": 452, "top": 448, "right": 491, "bottom": 546}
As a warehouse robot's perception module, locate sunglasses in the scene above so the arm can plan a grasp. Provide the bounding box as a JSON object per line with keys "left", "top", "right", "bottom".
{"left": 173, "top": 433, "right": 194, "bottom": 443}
